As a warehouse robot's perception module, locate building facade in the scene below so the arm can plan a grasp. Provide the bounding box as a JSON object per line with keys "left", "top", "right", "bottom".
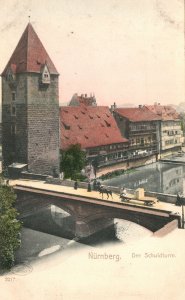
{"left": 145, "top": 104, "right": 183, "bottom": 157}
{"left": 1, "top": 23, "right": 60, "bottom": 175}
{"left": 113, "top": 106, "right": 161, "bottom": 160}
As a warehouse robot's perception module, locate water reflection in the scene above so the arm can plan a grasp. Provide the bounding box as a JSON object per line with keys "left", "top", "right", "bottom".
{"left": 103, "top": 162, "right": 185, "bottom": 195}
{"left": 20, "top": 206, "right": 152, "bottom": 248}
{"left": 21, "top": 205, "right": 76, "bottom": 239}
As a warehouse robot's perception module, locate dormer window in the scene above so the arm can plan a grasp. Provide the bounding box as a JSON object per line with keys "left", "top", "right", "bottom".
{"left": 41, "top": 64, "right": 50, "bottom": 84}
{"left": 7, "top": 71, "right": 13, "bottom": 81}
{"left": 6, "top": 67, "right": 16, "bottom": 88}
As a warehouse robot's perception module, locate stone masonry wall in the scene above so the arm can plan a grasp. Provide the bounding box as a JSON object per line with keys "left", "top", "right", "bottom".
{"left": 27, "top": 74, "right": 59, "bottom": 176}
{"left": 2, "top": 75, "right": 28, "bottom": 166}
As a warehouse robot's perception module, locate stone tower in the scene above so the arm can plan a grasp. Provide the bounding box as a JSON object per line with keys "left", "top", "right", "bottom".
{"left": 1, "top": 23, "right": 59, "bottom": 176}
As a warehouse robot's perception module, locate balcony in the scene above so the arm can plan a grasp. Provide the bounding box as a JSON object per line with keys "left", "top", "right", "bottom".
{"left": 97, "top": 149, "right": 157, "bottom": 168}
{"left": 128, "top": 150, "right": 157, "bottom": 160}
{"left": 129, "top": 143, "right": 158, "bottom": 151}
{"left": 130, "top": 131, "right": 157, "bottom": 136}
{"left": 130, "top": 127, "right": 157, "bottom": 134}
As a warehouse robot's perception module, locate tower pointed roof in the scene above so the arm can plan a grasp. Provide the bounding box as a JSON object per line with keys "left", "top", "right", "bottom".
{"left": 2, "top": 23, "right": 58, "bottom": 76}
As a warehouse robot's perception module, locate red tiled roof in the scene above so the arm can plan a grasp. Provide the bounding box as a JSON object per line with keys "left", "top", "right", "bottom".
{"left": 115, "top": 107, "right": 161, "bottom": 122}
{"left": 2, "top": 23, "right": 58, "bottom": 76}
{"left": 145, "top": 105, "right": 180, "bottom": 120}
{"left": 60, "top": 106, "right": 128, "bottom": 150}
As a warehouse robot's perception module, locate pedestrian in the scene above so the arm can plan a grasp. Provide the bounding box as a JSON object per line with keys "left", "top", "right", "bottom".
{"left": 93, "top": 179, "right": 97, "bottom": 191}
{"left": 176, "top": 193, "right": 182, "bottom": 206}
{"left": 74, "top": 181, "right": 78, "bottom": 190}
{"left": 87, "top": 182, "right": 92, "bottom": 192}
{"left": 96, "top": 181, "right": 101, "bottom": 190}
{"left": 121, "top": 187, "right": 127, "bottom": 197}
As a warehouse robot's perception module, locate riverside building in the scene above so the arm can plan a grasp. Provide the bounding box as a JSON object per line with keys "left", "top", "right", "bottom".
{"left": 145, "top": 103, "right": 183, "bottom": 158}
{"left": 113, "top": 106, "right": 161, "bottom": 163}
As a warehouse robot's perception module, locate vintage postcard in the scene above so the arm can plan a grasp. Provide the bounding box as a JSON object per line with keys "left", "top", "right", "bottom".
{"left": 0, "top": 1, "right": 184, "bottom": 299}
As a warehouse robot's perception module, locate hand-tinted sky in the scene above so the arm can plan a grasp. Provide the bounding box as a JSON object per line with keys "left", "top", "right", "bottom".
{"left": 0, "top": 0, "right": 184, "bottom": 106}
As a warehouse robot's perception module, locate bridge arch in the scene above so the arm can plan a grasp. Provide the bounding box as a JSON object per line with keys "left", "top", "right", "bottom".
{"left": 50, "top": 201, "right": 76, "bottom": 220}
{"left": 78, "top": 211, "right": 161, "bottom": 232}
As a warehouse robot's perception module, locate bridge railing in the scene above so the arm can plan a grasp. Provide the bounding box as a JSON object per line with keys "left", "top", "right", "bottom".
{"left": 45, "top": 177, "right": 178, "bottom": 204}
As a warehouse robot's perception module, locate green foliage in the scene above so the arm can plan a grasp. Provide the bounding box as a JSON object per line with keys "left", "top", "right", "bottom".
{"left": 0, "top": 177, "right": 21, "bottom": 269}
{"left": 99, "top": 168, "right": 136, "bottom": 181}
{"left": 60, "top": 144, "right": 86, "bottom": 180}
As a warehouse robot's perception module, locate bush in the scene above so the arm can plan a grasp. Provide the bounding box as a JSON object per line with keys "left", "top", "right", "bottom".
{"left": 98, "top": 168, "right": 136, "bottom": 181}
{"left": 0, "top": 179, "right": 22, "bottom": 269}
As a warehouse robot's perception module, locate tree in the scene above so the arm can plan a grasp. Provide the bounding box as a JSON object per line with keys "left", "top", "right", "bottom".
{"left": 0, "top": 177, "right": 21, "bottom": 269}
{"left": 60, "top": 144, "right": 86, "bottom": 180}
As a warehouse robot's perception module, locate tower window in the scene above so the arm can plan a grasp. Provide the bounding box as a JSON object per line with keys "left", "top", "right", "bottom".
{"left": 11, "top": 105, "right": 16, "bottom": 116}
{"left": 11, "top": 124, "right": 16, "bottom": 135}
{"left": 12, "top": 92, "right": 16, "bottom": 101}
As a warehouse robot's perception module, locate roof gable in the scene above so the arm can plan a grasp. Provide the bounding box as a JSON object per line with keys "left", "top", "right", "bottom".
{"left": 2, "top": 23, "right": 58, "bottom": 76}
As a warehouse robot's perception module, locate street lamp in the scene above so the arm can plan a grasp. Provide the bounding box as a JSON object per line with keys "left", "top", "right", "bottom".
{"left": 176, "top": 193, "right": 185, "bottom": 229}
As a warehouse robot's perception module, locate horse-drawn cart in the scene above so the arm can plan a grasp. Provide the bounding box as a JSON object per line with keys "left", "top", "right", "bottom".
{"left": 120, "top": 188, "right": 158, "bottom": 206}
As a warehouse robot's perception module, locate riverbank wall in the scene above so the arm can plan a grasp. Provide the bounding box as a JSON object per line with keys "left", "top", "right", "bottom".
{"left": 97, "top": 154, "right": 157, "bottom": 177}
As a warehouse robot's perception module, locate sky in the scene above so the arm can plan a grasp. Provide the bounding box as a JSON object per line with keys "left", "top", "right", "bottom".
{"left": 0, "top": 0, "right": 184, "bottom": 106}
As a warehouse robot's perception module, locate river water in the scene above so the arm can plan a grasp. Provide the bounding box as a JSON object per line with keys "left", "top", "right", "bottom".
{"left": 102, "top": 161, "right": 185, "bottom": 195}
{"left": 16, "top": 204, "right": 151, "bottom": 264}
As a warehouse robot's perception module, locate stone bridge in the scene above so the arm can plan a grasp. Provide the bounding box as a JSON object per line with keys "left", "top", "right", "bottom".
{"left": 13, "top": 183, "right": 181, "bottom": 238}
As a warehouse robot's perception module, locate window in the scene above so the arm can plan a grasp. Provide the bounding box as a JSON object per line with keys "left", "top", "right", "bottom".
{"left": 11, "top": 124, "right": 16, "bottom": 135}
{"left": 12, "top": 92, "right": 16, "bottom": 101}
{"left": 11, "top": 105, "right": 16, "bottom": 116}
{"left": 6, "top": 68, "right": 15, "bottom": 83}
